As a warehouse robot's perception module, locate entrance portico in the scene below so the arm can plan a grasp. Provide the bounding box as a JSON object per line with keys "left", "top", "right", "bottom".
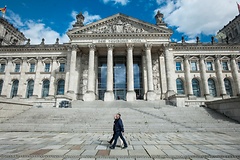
{"left": 67, "top": 12, "right": 173, "bottom": 101}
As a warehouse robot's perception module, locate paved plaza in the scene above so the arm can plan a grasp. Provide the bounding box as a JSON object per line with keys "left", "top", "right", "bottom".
{"left": 0, "top": 101, "right": 240, "bottom": 160}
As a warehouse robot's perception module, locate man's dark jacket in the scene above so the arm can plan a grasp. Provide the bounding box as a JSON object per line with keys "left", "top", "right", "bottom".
{"left": 113, "top": 118, "right": 124, "bottom": 132}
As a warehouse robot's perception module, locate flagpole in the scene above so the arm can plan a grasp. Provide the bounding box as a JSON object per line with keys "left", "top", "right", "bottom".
{"left": 237, "top": 2, "right": 240, "bottom": 14}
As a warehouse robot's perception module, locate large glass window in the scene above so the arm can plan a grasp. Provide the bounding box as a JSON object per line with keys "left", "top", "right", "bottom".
{"left": 134, "top": 56, "right": 143, "bottom": 99}
{"left": 59, "top": 63, "right": 65, "bottom": 72}
{"left": 26, "top": 80, "right": 34, "bottom": 98}
{"left": 42, "top": 80, "right": 50, "bottom": 98}
{"left": 57, "top": 79, "right": 65, "bottom": 95}
{"left": 98, "top": 57, "right": 107, "bottom": 100}
{"left": 11, "top": 80, "right": 19, "bottom": 98}
{"left": 206, "top": 62, "right": 213, "bottom": 71}
{"left": 175, "top": 62, "right": 182, "bottom": 71}
{"left": 0, "top": 64, "right": 5, "bottom": 72}
{"left": 15, "top": 64, "right": 20, "bottom": 72}
{"left": 0, "top": 80, "right": 3, "bottom": 95}
{"left": 176, "top": 78, "right": 184, "bottom": 94}
{"left": 191, "top": 62, "right": 197, "bottom": 71}
{"left": 45, "top": 63, "right": 50, "bottom": 72}
{"left": 208, "top": 78, "right": 217, "bottom": 97}
{"left": 192, "top": 78, "right": 201, "bottom": 97}
{"left": 29, "top": 63, "right": 35, "bottom": 72}
{"left": 222, "top": 61, "right": 229, "bottom": 70}
{"left": 224, "top": 78, "right": 233, "bottom": 96}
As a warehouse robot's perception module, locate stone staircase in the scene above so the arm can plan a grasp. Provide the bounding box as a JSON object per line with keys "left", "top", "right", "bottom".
{"left": 0, "top": 100, "right": 239, "bottom": 133}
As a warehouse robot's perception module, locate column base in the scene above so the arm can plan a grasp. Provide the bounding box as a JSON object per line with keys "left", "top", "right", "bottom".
{"left": 83, "top": 91, "right": 95, "bottom": 101}
{"left": 221, "top": 94, "right": 230, "bottom": 99}
{"left": 67, "top": 90, "right": 77, "bottom": 100}
{"left": 126, "top": 91, "right": 136, "bottom": 101}
{"left": 188, "top": 94, "right": 196, "bottom": 100}
{"left": 204, "top": 94, "right": 213, "bottom": 100}
{"left": 165, "top": 90, "right": 175, "bottom": 98}
{"left": 104, "top": 91, "right": 114, "bottom": 101}
{"left": 146, "top": 91, "right": 156, "bottom": 101}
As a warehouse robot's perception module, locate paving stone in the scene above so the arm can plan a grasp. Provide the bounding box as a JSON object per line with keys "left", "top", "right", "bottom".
{"left": 30, "top": 149, "right": 52, "bottom": 155}
{"left": 109, "top": 149, "right": 128, "bottom": 156}
{"left": 44, "top": 149, "right": 70, "bottom": 156}
{"left": 128, "top": 149, "right": 149, "bottom": 157}
{"left": 96, "top": 150, "right": 110, "bottom": 156}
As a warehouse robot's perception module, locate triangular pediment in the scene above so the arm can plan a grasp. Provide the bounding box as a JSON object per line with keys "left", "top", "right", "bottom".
{"left": 68, "top": 13, "right": 172, "bottom": 37}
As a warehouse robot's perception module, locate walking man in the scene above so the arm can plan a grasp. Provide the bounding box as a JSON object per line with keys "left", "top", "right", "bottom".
{"left": 110, "top": 113, "right": 128, "bottom": 149}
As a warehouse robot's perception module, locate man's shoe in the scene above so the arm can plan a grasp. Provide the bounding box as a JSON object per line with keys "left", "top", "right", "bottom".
{"left": 122, "top": 146, "right": 127, "bottom": 149}
{"left": 109, "top": 146, "right": 115, "bottom": 149}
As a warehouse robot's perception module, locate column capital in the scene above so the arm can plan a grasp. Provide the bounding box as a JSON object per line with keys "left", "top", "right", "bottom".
{"left": 214, "top": 55, "right": 221, "bottom": 60}
{"left": 126, "top": 43, "right": 134, "bottom": 50}
{"left": 184, "top": 55, "right": 190, "bottom": 60}
{"left": 199, "top": 55, "right": 206, "bottom": 60}
{"left": 21, "top": 57, "right": 28, "bottom": 62}
{"left": 37, "top": 57, "right": 42, "bottom": 61}
{"left": 231, "top": 54, "right": 237, "bottom": 60}
{"left": 106, "top": 44, "right": 114, "bottom": 50}
{"left": 88, "top": 44, "right": 96, "bottom": 51}
{"left": 145, "top": 43, "right": 152, "bottom": 50}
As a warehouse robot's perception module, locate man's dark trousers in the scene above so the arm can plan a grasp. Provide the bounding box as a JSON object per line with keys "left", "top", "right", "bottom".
{"left": 111, "top": 131, "right": 127, "bottom": 148}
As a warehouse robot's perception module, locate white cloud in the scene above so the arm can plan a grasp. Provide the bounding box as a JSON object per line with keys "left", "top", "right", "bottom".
{"left": 156, "top": 0, "right": 238, "bottom": 38}
{"left": 102, "top": 0, "right": 129, "bottom": 6}
{"left": 5, "top": 10, "right": 101, "bottom": 44}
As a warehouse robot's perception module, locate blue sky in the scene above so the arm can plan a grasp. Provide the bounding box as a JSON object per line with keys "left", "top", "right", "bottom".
{"left": 0, "top": 0, "right": 239, "bottom": 44}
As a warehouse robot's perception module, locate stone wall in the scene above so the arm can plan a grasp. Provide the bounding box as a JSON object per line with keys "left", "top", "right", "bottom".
{"left": 206, "top": 97, "right": 240, "bottom": 122}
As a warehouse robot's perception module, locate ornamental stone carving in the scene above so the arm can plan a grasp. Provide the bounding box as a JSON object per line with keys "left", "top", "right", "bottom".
{"left": 89, "top": 19, "right": 146, "bottom": 34}
{"left": 152, "top": 54, "right": 161, "bottom": 92}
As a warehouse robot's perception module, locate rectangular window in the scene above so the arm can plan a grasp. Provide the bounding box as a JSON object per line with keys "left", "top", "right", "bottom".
{"left": 45, "top": 63, "right": 50, "bottom": 72}
{"left": 29, "top": 63, "right": 35, "bottom": 72}
{"left": 191, "top": 62, "right": 197, "bottom": 71}
{"left": 0, "top": 64, "right": 6, "bottom": 72}
{"left": 222, "top": 61, "right": 229, "bottom": 70}
{"left": 206, "top": 62, "right": 213, "bottom": 71}
{"left": 59, "top": 63, "right": 65, "bottom": 72}
{"left": 15, "top": 64, "right": 20, "bottom": 72}
{"left": 175, "top": 62, "right": 182, "bottom": 71}
{"left": 238, "top": 62, "right": 240, "bottom": 70}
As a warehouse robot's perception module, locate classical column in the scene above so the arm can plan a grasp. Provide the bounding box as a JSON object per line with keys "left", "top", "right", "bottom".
{"left": 164, "top": 45, "right": 175, "bottom": 97}
{"left": 83, "top": 44, "right": 96, "bottom": 101}
{"left": 230, "top": 55, "right": 240, "bottom": 96}
{"left": 141, "top": 51, "right": 148, "bottom": 100}
{"left": 184, "top": 55, "right": 194, "bottom": 99}
{"left": 145, "top": 43, "right": 156, "bottom": 101}
{"left": 104, "top": 44, "right": 114, "bottom": 101}
{"left": 49, "top": 57, "right": 58, "bottom": 98}
{"left": 18, "top": 57, "right": 27, "bottom": 98}
{"left": 33, "top": 57, "right": 43, "bottom": 98}
{"left": 126, "top": 43, "right": 136, "bottom": 101}
{"left": 199, "top": 56, "right": 211, "bottom": 99}
{"left": 67, "top": 45, "right": 78, "bottom": 99}
{"left": 215, "top": 56, "right": 227, "bottom": 98}
{"left": 2, "top": 57, "right": 12, "bottom": 98}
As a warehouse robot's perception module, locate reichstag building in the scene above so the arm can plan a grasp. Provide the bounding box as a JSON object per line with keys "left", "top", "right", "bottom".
{"left": 0, "top": 11, "right": 239, "bottom": 106}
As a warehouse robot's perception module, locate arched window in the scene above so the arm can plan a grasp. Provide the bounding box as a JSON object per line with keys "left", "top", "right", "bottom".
{"left": 11, "top": 80, "right": 19, "bottom": 98}
{"left": 192, "top": 78, "right": 201, "bottom": 97}
{"left": 26, "top": 80, "right": 34, "bottom": 98}
{"left": 176, "top": 78, "right": 184, "bottom": 94}
{"left": 42, "top": 80, "right": 50, "bottom": 98}
{"left": 57, "top": 79, "right": 65, "bottom": 95}
{"left": 208, "top": 79, "right": 217, "bottom": 97}
{"left": 224, "top": 78, "right": 233, "bottom": 96}
{"left": 0, "top": 80, "right": 3, "bottom": 95}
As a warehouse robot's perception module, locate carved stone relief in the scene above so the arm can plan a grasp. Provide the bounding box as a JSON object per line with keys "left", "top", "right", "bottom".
{"left": 80, "top": 53, "right": 88, "bottom": 94}
{"left": 86, "top": 19, "right": 146, "bottom": 34}
{"left": 152, "top": 54, "right": 161, "bottom": 94}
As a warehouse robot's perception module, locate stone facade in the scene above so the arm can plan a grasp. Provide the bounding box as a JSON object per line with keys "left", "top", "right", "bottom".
{"left": 0, "top": 12, "right": 240, "bottom": 106}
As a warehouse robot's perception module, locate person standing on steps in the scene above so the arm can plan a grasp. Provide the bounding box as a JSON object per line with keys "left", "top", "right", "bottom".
{"left": 109, "top": 113, "right": 128, "bottom": 149}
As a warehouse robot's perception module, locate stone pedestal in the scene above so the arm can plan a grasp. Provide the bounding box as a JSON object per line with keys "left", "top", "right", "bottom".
{"left": 165, "top": 90, "right": 175, "bottom": 98}
{"left": 126, "top": 91, "right": 136, "bottom": 101}
{"left": 188, "top": 94, "right": 196, "bottom": 100}
{"left": 146, "top": 91, "right": 156, "bottom": 101}
{"left": 83, "top": 91, "right": 95, "bottom": 101}
{"left": 104, "top": 91, "right": 114, "bottom": 101}
{"left": 204, "top": 94, "right": 213, "bottom": 100}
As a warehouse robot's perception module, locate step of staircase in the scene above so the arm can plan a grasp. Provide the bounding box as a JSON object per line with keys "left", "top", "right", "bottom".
{"left": 0, "top": 100, "right": 239, "bottom": 133}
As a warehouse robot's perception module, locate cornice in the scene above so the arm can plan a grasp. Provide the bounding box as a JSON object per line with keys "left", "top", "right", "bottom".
{"left": 171, "top": 43, "right": 240, "bottom": 51}
{"left": 0, "top": 44, "right": 68, "bottom": 53}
